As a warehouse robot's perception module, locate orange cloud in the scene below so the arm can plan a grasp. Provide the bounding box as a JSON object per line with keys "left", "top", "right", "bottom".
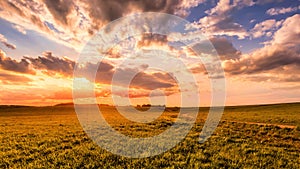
{"left": 0, "top": 71, "right": 32, "bottom": 85}
{"left": 137, "top": 33, "right": 168, "bottom": 48}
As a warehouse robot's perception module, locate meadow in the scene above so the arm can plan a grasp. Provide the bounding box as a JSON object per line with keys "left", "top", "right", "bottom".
{"left": 0, "top": 103, "right": 299, "bottom": 168}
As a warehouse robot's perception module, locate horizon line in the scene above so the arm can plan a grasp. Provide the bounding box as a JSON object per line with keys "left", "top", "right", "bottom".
{"left": 0, "top": 101, "right": 299, "bottom": 108}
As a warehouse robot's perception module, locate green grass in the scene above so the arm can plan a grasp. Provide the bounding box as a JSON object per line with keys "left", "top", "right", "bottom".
{"left": 222, "top": 103, "right": 300, "bottom": 126}
{"left": 0, "top": 103, "right": 299, "bottom": 168}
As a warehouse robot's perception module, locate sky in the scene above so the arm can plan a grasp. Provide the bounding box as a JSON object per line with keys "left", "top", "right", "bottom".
{"left": 0, "top": 0, "right": 299, "bottom": 106}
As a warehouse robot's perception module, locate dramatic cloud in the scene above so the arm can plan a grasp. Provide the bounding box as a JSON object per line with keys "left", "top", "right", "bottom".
{"left": 0, "top": 50, "right": 33, "bottom": 74}
{"left": 223, "top": 46, "right": 300, "bottom": 75}
{"left": 251, "top": 19, "right": 282, "bottom": 38}
{"left": 0, "top": 33, "right": 16, "bottom": 49}
{"left": 86, "top": 0, "right": 181, "bottom": 30}
{"left": 44, "top": 0, "right": 74, "bottom": 26}
{"left": 0, "top": 0, "right": 52, "bottom": 33}
{"left": 223, "top": 14, "right": 300, "bottom": 82}
{"left": 266, "top": 6, "right": 300, "bottom": 16}
{"left": 0, "top": 0, "right": 299, "bottom": 106}
{"left": 186, "top": 0, "right": 253, "bottom": 39}
{"left": 25, "top": 52, "right": 75, "bottom": 77}
{"left": 0, "top": 49, "right": 179, "bottom": 93}
{"left": 271, "top": 14, "right": 300, "bottom": 46}
{"left": 0, "top": 0, "right": 206, "bottom": 51}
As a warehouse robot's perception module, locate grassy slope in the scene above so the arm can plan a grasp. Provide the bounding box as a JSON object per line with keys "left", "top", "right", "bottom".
{"left": 223, "top": 102, "right": 300, "bottom": 126}
{"left": 0, "top": 103, "right": 299, "bottom": 168}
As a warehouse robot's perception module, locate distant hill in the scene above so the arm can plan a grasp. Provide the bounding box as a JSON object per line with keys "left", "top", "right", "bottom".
{"left": 54, "top": 103, "right": 74, "bottom": 107}
{"left": 0, "top": 105, "right": 31, "bottom": 108}
{"left": 54, "top": 103, "right": 112, "bottom": 107}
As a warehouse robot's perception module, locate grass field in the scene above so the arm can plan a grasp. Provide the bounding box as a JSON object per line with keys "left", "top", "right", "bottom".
{"left": 0, "top": 103, "right": 299, "bottom": 168}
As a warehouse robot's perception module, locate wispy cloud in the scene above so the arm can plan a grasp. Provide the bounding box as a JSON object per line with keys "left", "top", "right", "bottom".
{"left": 0, "top": 72, "right": 32, "bottom": 84}
{"left": 13, "top": 25, "right": 27, "bottom": 35}
{"left": 0, "top": 33, "right": 16, "bottom": 49}
{"left": 266, "top": 6, "right": 300, "bottom": 16}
